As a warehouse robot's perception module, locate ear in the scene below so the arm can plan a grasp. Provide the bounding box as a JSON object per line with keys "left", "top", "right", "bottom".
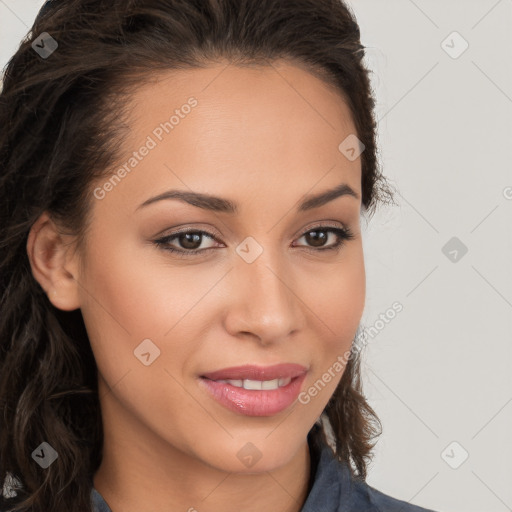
{"left": 26, "top": 211, "right": 82, "bottom": 311}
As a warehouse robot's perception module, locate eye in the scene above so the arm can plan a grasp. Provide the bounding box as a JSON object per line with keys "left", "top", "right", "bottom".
{"left": 154, "top": 229, "right": 221, "bottom": 257}
{"left": 293, "top": 225, "right": 355, "bottom": 252}
{"left": 153, "top": 224, "right": 355, "bottom": 258}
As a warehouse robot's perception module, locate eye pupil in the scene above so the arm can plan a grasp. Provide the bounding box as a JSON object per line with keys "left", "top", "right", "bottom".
{"left": 180, "top": 232, "right": 202, "bottom": 249}
{"left": 305, "top": 230, "right": 327, "bottom": 247}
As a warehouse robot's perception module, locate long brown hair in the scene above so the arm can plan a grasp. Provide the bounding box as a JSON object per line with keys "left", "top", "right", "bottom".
{"left": 0, "top": 0, "right": 396, "bottom": 510}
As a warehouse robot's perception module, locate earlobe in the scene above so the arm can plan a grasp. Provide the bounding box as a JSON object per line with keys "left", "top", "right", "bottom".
{"left": 26, "top": 211, "right": 82, "bottom": 311}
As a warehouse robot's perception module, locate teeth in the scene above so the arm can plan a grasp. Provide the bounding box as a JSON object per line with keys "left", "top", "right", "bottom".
{"left": 261, "top": 379, "right": 279, "bottom": 390}
{"left": 215, "top": 377, "right": 292, "bottom": 390}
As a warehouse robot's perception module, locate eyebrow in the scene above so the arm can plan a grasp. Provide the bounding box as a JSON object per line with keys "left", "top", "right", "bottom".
{"left": 136, "top": 182, "right": 359, "bottom": 214}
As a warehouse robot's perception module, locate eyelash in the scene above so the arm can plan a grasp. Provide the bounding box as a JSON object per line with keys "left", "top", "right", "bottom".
{"left": 153, "top": 224, "right": 355, "bottom": 258}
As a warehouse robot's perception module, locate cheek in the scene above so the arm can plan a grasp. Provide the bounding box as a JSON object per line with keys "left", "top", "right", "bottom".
{"left": 78, "top": 233, "right": 190, "bottom": 336}
{"left": 307, "top": 243, "right": 365, "bottom": 347}
{"left": 76, "top": 239, "right": 208, "bottom": 437}
{"left": 299, "top": 245, "right": 365, "bottom": 406}
{"left": 77, "top": 233, "right": 223, "bottom": 383}
{"left": 76, "top": 233, "right": 165, "bottom": 375}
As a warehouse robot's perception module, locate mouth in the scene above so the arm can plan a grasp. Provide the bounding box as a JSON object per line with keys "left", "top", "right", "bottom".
{"left": 200, "top": 362, "right": 308, "bottom": 381}
{"left": 198, "top": 363, "right": 308, "bottom": 417}
{"left": 205, "top": 376, "right": 293, "bottom": 390}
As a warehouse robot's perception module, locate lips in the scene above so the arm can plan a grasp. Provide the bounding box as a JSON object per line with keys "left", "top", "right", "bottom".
{"left": 198, "top": 363, "right": 309, "bottom": 416}
{"left": 200, "top": 363, "right": 308, "bottom": 381}
{"left": 198, "top": 366, "right": 308, "bottom": 416}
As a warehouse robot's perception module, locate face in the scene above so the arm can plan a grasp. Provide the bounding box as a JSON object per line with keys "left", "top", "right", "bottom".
{"left": 40, "top": 60, "right": 365, "bottom": 474}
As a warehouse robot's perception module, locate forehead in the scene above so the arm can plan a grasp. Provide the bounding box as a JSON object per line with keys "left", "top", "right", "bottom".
{"left": 93, "top": 60, "right": 362, "bottom": 216}
{"left": 126, "top": 59, "right": 356, "bottom": 140}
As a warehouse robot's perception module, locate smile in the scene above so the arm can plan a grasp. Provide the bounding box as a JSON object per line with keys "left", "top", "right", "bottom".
{"left": 212, "top": 377, "right": 292, "bottom": 390}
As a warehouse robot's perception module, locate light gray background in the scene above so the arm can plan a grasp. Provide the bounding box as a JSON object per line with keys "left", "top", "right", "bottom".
{"left": 1, "top": 1, "right": 511, "bottom": 511}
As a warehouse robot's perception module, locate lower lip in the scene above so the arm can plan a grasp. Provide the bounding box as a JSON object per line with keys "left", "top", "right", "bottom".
{"left": 198, "top": 374, "right": 307, "bottom": 417}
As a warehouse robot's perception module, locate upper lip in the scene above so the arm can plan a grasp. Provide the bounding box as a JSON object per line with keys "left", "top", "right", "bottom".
{"left": 201, "top": 363, "right": 308, "bottom": 381}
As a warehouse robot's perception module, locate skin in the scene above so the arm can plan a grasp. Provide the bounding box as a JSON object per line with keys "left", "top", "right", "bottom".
{"left": 26, "top": 59, "right": 365, "bottom": 512}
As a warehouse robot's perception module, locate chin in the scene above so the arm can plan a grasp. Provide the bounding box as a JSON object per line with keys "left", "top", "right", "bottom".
{"left": 195, "top": 431, "right": 307, "bottom": 474}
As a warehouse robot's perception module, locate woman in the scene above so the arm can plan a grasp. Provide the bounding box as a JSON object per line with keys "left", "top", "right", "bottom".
{"left": 0, "top": 0, "right": 438, "bottom": 511}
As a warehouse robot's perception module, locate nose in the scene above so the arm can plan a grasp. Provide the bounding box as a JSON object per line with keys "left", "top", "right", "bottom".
{"left": 223, "top": 245, "right": 305, "bottom": 346}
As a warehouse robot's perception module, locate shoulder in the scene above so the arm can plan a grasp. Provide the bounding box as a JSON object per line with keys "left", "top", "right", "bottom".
{"left": 305, "top": 424, "right": 439, "bottom": 512}
{"left": 350, "top": 478, "right": 438, "bottom": 512}
{"left": 91, "top": 487, "right": 112, "bottom": 512}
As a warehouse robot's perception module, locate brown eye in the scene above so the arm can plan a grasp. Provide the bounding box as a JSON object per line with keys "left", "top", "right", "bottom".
{"left": 294, "top": 226, "right": 354, "bottom": 251}
{"left": 303, "top": 229, "right": 329, "bottom": 247}
{"left": 154, "top": 229, "right": 220, "bottom": 256}
{"left": 177, "top": 232, "right": 203, "bottom": 250}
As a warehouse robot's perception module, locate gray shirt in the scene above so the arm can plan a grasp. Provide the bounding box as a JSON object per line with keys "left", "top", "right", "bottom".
{"left": 90, "top": 424, "right": 437, "bottom": 512}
